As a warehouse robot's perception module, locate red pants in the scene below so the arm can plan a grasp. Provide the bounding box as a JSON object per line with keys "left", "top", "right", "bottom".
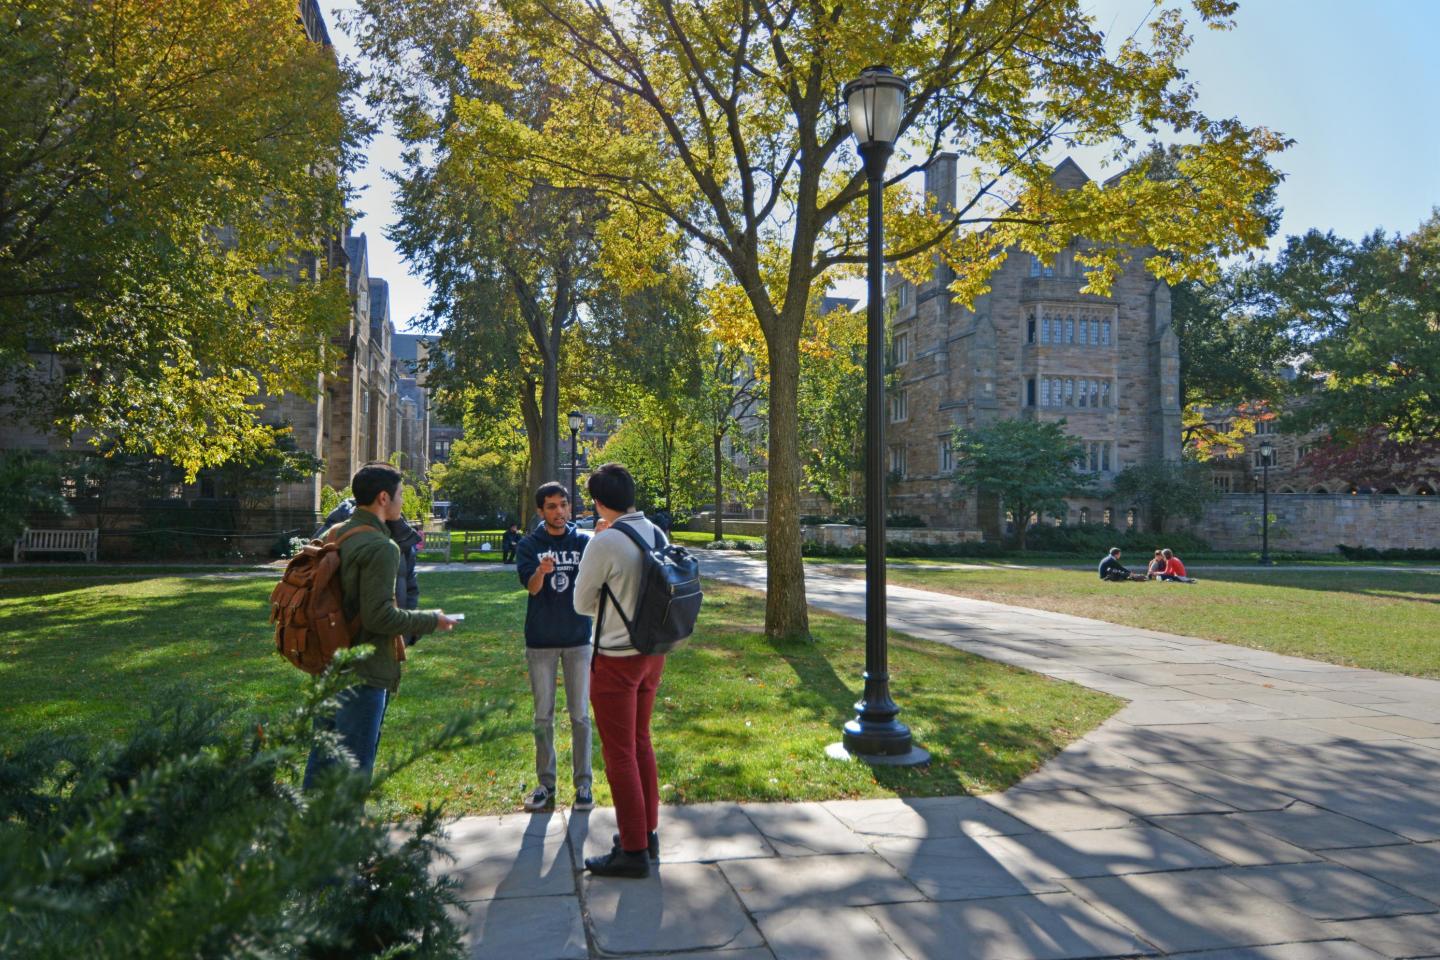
{"left": 590, "top": 653, "right": 665, "bottom": 852}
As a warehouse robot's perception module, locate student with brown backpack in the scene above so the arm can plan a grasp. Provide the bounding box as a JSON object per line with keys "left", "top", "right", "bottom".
{"left": 287, "top": 462, "right": 457, "bottom": 789}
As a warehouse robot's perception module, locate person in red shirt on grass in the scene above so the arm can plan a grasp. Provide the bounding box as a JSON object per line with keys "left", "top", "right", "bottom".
{"left": 1157, "top": 548, "right": 1197, "bottom": 583}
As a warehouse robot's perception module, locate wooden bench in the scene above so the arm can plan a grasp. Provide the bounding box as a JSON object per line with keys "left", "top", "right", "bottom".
{"left": 419, "top": 531, "right": 451, "bottom": 559}
{"left": 13, "top": 528, "right": 99, "bottom": 562}
{"left": 460, "top": 532, "right": 494, "bottom": 561}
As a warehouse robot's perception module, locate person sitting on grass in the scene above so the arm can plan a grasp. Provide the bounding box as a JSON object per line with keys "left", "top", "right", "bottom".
{"left": 1098, "top": 547, "right": 1139, "bottom": 582}
{"left": 1146, "top": 549, "right": 1167, "bottom": 580}
{"left": 1157, "top": 548, "right": 1197, "bottom": 583}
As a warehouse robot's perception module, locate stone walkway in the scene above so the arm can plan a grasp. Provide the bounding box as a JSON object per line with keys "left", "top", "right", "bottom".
{"left": 443, "top": 554, "right": 1440, "bottom": 958}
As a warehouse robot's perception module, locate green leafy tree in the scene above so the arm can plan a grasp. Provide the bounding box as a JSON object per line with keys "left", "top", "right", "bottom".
{"left": 595, "top": 399, "right": 711, "bottom": 515}
{"left": 0, "top": 451, "right": 69, "bottom": 544}
{"left": 1265, "top": 215, "right": 1440, "bottom": 447}
{"left": 1112, "top": 459, "right": 1217, "bottom": 534}
{"left": 951, "top": 420, "right": 1090, "bottom": 551}
{"left": 446, "top": 0, "right": 1286, "bottom": 638}
{"left": 432, "top": 437, "right": 528, "bottom": 528}
{"left": 1, "top": 0, "right": 362, "bottom": 477}
{"left": 799, "top": 343, "right": 866, "bottom": 517}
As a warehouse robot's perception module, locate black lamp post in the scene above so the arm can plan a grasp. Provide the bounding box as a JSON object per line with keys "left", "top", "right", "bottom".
{"left": 568, "top": 411, "right": 583, "bottom": 511}
{"left": 1259, "top": 440, "right": 1273, "bottom": 566}
{"left": 832, "top": 66, "right": 927, "bottom": 765}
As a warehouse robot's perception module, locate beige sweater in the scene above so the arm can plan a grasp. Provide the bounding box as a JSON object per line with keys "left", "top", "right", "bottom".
{"left": 572, "top": 512, "right": 665, "bottom": 657}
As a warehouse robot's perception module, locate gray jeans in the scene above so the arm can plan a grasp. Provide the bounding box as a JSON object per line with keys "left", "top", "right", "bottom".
{"left": 525, "top": 645, "right": 593, "bottom": 791}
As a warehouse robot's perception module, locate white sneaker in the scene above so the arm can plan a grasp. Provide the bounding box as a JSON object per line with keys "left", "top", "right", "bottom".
{"left": 523, "top": 785, "right": 554, "bottom": 811}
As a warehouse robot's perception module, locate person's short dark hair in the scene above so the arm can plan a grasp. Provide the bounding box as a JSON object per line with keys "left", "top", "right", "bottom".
{"left": 1162, "top": 548, "right": 1174, "bottom": 558}
{"left": 587, "top": 462, "right": 635, "bottom": 511}
{"left": 352, "top": 461, "right": 403, "bottom": 506}
{"left": 535, "top": 481, "right": 569, "bottom": 510}
{"left": 1109, "top": 547, "right": 1121, "bottom": 557}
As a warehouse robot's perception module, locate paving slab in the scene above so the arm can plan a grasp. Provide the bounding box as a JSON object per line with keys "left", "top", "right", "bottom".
{"left": 1230, "top": 803, "right": 1411, "bottom": 851}
{"left": 1324, "top": 842, "right": 1440, "bottom": 904}
{"left": 821, "top": 795, "right": 1033, "bottom": 839}
{"left": 981, "top": 788, "right": 1138, "bottom": 832}
{"left": 629, "top": 951, "right": 775, "bottom": 960}
{"left": 1328, "top": 913, "right": 1440, "bottom": 959}
{"left": 973, "top": 824, "right": 1228, "bottom": 879}
{"left": 866, "top": 893, "right": 1156, "bottom": 960}
{"left": 720, "top": 853, "right": 924, "bottom": 911}
{"left": 1223, "top": 861, "right": 1437, "bottom": 921}
{"left": 1081, "top": 780, "right": 1239, "bottom": 817}
{"left": 1142, "top": 763, "right": 1298, "bottom": 811}
{"left": 1062, "top": 871, "right": 1333, "bottom": 953}
{"left": 739, "top": 801, "right": 871, "bottom": 857}
{"left": 870, "top": 835, "right": 1067, "bottom": 900}
{"left": 1145, "top": 813, "right": 1320, "bottom": 866}
{"left": 442, "top": 816, "right": 575, "bottom": 901}
{"left": 1165, "top": 943, "right": 1386, "bottom": 959}
{"left": 583, "top": 862, "right": 765, "bottom": 956}
{"left": 755, "top": 907, "right": 908, "bottom": 960}
{"left": 456, "top": 894, "right": 587, "bottom": 960}
{"left": 570, "top": 803, "right": 775, "bottom": 864}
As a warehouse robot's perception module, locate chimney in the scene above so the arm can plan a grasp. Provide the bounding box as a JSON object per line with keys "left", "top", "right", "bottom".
{"left": 924, "top": 153, "right": 958, "bottom": 217}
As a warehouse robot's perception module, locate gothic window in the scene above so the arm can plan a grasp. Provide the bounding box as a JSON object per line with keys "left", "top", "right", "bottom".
{"left": 1079, "top": 507, "right": 1090, "bottom": 524}
{"left": 1101, "top": 320, "right": 1111, "bottom": 345}
{"left": 1089, "top": 442, "right": 1099, "bottom": 472}
{"left": 1101, "top": 381, "right": 1111, "bottom": 407}
{"left": 1030, "top": 255, "right": 1041, "bottom": 277}
{"left": 939, "top": 440, "right": 955, "bottom": 473}
{"left": 1041, "top": 379, "right": 1051, "bottom": 407}
{"left": 1090, "top": 380, "right": 1100, "bottom": 407}
{"left": 1089, "top": 317, "right": 1099, "bottom": 346}
{"left": 1041, "top": 316, "right": 1050, "bottom": 343}
{"left": 1101, "top": 442, "right": 1111, "bottom": 471}
{"left": 890, "top": 390, "right": 908, "bottom": 423}
{"left": 1103, "top": 507, "right": 1113, "bottom": 526}
{"left": 893, "top": 331, "right": 910, "bottom": 365}
{"left": 1064, "top": 379, "right": 1074, "bottom": 405}
{"left": 1065, "top": 317, "right": 1075, "bottom": 343}
{"left": 1026, "top": 315, "right": 1036, "bottom": 343}
{"left": 1126, "top": 508, "right": 1136, "bottom": 529}
{"left": 1077, "top": 380, "right": 1088, "bottom": 408}
{"left": 1026, "top": 378, "right": 1037, "bottom": 407}
{"left": 1079, "top": 318, "right": 1088, "bottom": 345}
{"left": 890, "top": 446, "right": 907, "bottom": 477}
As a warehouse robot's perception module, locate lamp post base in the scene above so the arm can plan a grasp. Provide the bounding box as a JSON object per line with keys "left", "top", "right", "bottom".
{"left": 834, "top": 717, "right": 928, "bottom": 766}
{"left": 826, "top": 740, "right": 931, "bottom": 767}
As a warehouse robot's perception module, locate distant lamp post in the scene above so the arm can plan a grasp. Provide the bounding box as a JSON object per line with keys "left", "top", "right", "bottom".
{"left": 1259, "top": 440, "right": 1274, "bottom": 566}
{"left": 829, "top": 66, "right": 927, "bottom": 766}
{"left": 568, "top": 411, "right": 583, "bottom": 511}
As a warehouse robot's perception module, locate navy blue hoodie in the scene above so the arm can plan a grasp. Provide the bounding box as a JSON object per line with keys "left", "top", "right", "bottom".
{"left": 515, "top": 521, "right": 592, "bottom": 648}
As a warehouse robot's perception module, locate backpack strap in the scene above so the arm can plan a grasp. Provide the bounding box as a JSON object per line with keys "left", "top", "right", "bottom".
{"left": 324, "top": 525, "right": 386, "bottom": 637}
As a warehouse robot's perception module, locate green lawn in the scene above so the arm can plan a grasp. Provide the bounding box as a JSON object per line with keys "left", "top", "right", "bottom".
{"left": 0, "top": 571, "right": 1117, "bottom": 816}
{"left": 868, "top": 565, "right": 1440, "bottom": 678}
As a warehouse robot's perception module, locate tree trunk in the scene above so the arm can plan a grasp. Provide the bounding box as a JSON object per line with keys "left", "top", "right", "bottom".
{"left": 713, "top": 430, "right": 724, "bottom": 541}
{"left": 519, "top": 378, "right": 545, "bottom": 523}
{"left": 763, "top": 331, "right": 809, "bottom": 639}
{"left": 1013, "top": 502, "right": 1029, "bottom": 551}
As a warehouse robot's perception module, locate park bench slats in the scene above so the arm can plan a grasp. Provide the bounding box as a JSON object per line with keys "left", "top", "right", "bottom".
{"left": 13, "top": 528, "right": 99, "bottom": 562}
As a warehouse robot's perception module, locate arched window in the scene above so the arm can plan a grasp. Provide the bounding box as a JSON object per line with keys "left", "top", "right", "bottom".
{"left": 1311, "top": 486, "right": 1329, "bottom": 495}
{"left": 1278, "top": 486, "right": 1296, "bottom": 494}
{"left": 1064, "top": 379, "right": 1074, "bottom": 405}
{"left": 1065, "top": 317, "right": 1075, "bottom": 343}
{"left": 1101, "top": 320, "right": 1111, "bottom": 345}
{"left": 1103, "top": 507, "right": 1113, "bottom": 526}
{"left": 1125, "top": 508, "right": 1137, "bottom": 530}
{"left": 1100, "top": 381, "right": 1111, "bottom": 407}
{"left": 1416, "top": 484, "right": 1435, "bottom": 496}
{"left": 1079, "top": 507, "right": 1090, "bottom": 525}
{"left": 1079, "top": 318, "right": 1088, "bottom": 345}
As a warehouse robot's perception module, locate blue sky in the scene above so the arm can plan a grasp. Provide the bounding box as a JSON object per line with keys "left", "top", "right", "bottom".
{"left": 328, "top": 1, "right": 1440, "bottom": 332}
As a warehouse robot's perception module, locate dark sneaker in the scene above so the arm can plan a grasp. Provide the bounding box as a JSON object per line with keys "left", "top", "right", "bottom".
{"left": 613, "top": 830, "right": 660, "bottom": 862}
{"left": 573, "top": 786, "right": 595, "bottom": 811}
{"left": 585, "top": 847, "right": 650, "bottom": 878}
{"left": 523, "top": 785, "right": 554, "bottom": 812}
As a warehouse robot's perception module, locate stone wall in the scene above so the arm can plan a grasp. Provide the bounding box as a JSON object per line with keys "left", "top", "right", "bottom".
{"left": 1192, "top": 494, "right": 1440, "bottom": 553}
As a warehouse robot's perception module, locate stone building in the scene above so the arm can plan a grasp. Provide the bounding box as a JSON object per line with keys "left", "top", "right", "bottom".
{"left": 884, "top": 155, "right": 1182, "bottom": 537}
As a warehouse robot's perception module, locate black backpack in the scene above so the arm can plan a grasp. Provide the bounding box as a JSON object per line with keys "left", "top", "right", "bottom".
{"left": 595, "top": 521, "right": 703, "bottom": 655}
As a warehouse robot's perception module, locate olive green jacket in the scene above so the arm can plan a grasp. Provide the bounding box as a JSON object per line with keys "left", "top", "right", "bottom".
{"left": 327, "top": 509, "right": 440, "bottom": 692}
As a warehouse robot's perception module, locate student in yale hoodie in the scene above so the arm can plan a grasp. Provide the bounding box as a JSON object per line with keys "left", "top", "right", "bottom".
{"left": 514, "top": 481, "right": 594, "bottom": 812}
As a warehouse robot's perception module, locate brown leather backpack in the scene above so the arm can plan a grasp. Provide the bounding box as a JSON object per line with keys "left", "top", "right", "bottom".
{"left": 271, "top": 526, "right": 383, "bottom": 674}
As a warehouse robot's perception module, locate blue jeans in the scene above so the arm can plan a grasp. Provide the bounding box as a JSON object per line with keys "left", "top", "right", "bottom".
{"left": 303, "top": 684, "right": 390, "bottom": 790}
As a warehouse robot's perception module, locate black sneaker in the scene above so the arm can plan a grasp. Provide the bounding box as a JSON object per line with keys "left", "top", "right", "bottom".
{"left": 573, "top": 786, "right": 594, "bottom": 811}
{"left": 523, "top": 785, "right": 554, "bottom": 812}
{"left": 585, "top": 847, "right": 650, "bottom": 879}
{"left": 613, "top": 830, "right": 660, "bottom": 862}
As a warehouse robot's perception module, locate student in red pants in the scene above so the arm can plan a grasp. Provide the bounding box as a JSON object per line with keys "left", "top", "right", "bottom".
{"left": 572, "top": 463, "right": 666, "bottom": 878}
